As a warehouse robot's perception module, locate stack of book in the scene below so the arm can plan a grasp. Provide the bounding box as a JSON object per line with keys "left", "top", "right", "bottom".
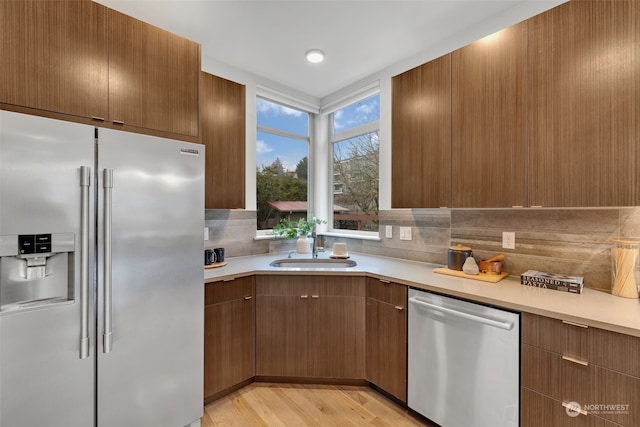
{"left": 520, "top": 270, "right": 584, "bottom": 294}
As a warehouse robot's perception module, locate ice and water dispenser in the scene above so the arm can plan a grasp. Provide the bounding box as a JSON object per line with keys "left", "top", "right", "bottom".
{"left": 0, "top": 233, "right": 75, "bottom": 312}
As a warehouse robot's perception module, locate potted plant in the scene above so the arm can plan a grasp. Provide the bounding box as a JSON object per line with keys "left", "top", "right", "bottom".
{"left": 272, "top": 217, "right": 326, "bottom": 253}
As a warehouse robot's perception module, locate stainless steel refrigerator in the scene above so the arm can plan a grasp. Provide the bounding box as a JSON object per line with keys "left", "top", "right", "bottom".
{"left": 0, "top": 110, "right": 204, "bottom": 427}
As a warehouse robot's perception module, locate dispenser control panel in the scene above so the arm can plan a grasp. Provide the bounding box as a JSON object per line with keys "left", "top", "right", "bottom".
{"left": 18, "top": 234, "right": 52, "bottom": 254}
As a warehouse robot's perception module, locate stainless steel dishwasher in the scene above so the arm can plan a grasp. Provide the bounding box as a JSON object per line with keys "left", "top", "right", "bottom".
{"left": 408, "top": 288, "right": 520, "bottom": 427}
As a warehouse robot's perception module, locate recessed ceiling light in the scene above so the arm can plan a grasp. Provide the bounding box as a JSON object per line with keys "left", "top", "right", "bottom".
{"left": 305, "top": 49, "right": 325, "bottom": 64}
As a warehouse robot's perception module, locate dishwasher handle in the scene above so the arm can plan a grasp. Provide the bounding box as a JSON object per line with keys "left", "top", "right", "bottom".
{"left": 409, "top": 296, "right": 514, "bottom": 331}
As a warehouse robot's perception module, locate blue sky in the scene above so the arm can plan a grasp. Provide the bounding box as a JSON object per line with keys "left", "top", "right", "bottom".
{"left": 256, "top": 94, "right": 380, "bottom": 172}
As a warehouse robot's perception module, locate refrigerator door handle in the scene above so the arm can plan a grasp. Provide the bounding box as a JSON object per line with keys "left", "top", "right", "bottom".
{"left": 103, "top": 169, "right": 113, "bottom": 353}
{"left": 79, "top": 166, "right": 91, "bottom": 359}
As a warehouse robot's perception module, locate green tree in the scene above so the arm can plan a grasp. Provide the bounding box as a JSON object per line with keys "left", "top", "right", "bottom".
{"left": 256, "top": 158, "right": 307, "bottom": 229}
{"left": 295, "top": 156, "right": 308, "bottom": 181}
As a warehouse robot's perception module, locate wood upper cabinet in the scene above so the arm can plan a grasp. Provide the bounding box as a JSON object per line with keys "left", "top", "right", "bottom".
{"left": 201, "top": 72, "right": 246, "bottom": 209}
{"left": 255, "top": 275, "right": 365, "bottom": 380}
{"left": 0, "top": 0, "right": 108, "bottom": 119}
{"left": 108, "top": 9, "right": 200, "bottom": 138}
{"left": 452, "top": 21, "right": 528, "bottom": 208}
{"left": 528, "top": 0, "right": 640, "bottom": 207}
{"left": 392, "top": 55, "right": 451, "bottom": 208}
{"left": 365, "top": 278, "right": 407, "bottom": 402}
{"left": 204, "top": 276, "right": 255, "bottom": 402}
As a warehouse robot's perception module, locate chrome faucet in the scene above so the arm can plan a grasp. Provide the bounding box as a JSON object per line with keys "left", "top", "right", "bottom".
{"left": 311, "top": 224, "right": 324, "bottom": 258}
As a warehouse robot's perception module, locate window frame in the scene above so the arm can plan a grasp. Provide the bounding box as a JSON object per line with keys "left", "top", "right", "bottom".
{"left": 328, "top": 93, "right": 380, "bottom": 237}
{"left": 255, "top": 96, "right": 314, "bottom": 237}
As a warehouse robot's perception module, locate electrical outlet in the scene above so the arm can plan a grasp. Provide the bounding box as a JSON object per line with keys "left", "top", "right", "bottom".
{"left": 385, "top": 225, "right": 393, "bottom": 238}
{"left": 400, "top": 227, "right": 412, "bottom": 241}
{"left": 502, "top": 231, "right": 515, "bottom": 249}
{"left": 204, "top": 227, "right": 209, "bottom": 241}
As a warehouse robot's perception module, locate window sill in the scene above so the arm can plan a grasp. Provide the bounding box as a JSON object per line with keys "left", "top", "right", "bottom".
{"left": 322, "top": 230, "right": 381, "bottom": 241}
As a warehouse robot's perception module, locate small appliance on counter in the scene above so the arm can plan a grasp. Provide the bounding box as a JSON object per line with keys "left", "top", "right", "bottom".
{"left": 447, "top": 244, "right": 473, "bottom": 270}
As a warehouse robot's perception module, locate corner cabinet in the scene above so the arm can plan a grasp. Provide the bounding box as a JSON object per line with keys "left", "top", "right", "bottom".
{"left": 391, "top": 54, "right": 451, "bottom": 208}
{"left": 204, "top": 276, "right": 255, "bottom": 402}
{"left": 200, "top": 72, "right": 246, "bottom": 209}
{"left": 521, "top": 313, "right": 640, "bottom": 426}
{"left": 108, "top": 9, "right": 200, "bottom": 139}
{"left": 365, "top": 278, "right": 407, "bottom": 402}
{"left": 528, "top": 0, "right": 640, "bottom": 207}
{"left": 255, "top": 275, "right": 366, "bottom": 380}
{"left": 0, "top": 0, "right": 109, "bottom": 119}
{"left": 451, "top": 21, "right": 528, "bottom": 208}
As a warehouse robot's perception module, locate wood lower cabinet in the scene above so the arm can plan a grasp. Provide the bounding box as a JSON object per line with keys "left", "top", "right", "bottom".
{"left": 528, "top": 0, "right": 640, "bottom": 207}
{"left": 108, "top": 9, "right": 200, "bottom": 139}
{"left": 255, "top": 275, "right": 365, "bottom": 380}
{"left": 521, "top": 313, "right": 640, "bottom": 426}
{"left": 204, "top": 276, "right": 255, "bottom": 402}
{"left": 391, "top": 55, "right": 451, "bottom": 208}
{"left": 365, "top": 278, "right": 407, "bottom": 402}
{"left": 451, "top": 21, "right": 528, "bottom": 208}
{"left": 0, "top": 0, "right": 109, "bottom": 119}
{"left": 201, "top": 72, "right": 246, "bottom": 209}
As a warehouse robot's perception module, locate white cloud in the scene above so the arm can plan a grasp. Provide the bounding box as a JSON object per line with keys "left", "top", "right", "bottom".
{"left": 256, "top": 139, "right": 273, "bottom": 154}
{"left": 257, "top": 98, "right": 303, "bottom": 117}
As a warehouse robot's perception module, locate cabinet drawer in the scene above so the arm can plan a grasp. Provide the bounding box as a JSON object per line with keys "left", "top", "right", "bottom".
{"left": 522, "top": 344, "right": 591, "bottom": 404}
{"left": 205, "top": 276, "right": 254, "bottom": 306}
{"left": 523, "top": 312, "right": 640, "bottom": 377}
{"left": 522, "top": 312, "right": 588, "bottom": 360}
{"left": 366, "top": 277, "right": 406, "bottom": 307}
{"left": 589, "top": 327, "right": 640, "bottom": 378}
{"left": 521, "top": 388, "right": 617, "bottom": 427}
{"left": 522, "top": 344, "right": 640, "bottom": 426}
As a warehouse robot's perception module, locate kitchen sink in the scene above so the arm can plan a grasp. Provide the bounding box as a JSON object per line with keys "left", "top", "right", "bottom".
{"left": 269, "top": 258, "right": 357, "bottom": 268}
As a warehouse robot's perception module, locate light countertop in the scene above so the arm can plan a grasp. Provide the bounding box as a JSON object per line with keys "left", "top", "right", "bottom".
{"left": 204, "top": 252, "right": 640, "bottom": 337}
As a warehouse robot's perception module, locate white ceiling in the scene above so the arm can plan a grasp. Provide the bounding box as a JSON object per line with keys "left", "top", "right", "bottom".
{"left": 98, "top": 0, "right": 566, "bottom": 100}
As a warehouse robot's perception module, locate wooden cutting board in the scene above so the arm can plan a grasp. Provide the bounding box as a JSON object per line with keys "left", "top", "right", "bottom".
{"left": 434, "top": 267, "right": 509, "bottom": 283}
{"left": 204, "top": 261, "right": 227, "bottom": 269}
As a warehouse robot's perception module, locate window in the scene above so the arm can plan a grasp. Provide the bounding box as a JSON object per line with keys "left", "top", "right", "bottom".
{"left": 330, "top": 94, "right": 380, "bottom": 232}
{"left": 256, "top": 97, "right": 310, "bottom": 230}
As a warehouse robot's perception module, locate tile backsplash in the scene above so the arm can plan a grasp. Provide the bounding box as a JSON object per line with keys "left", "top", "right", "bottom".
{"left": 205, "top": 207, "right": 640, "bottom": 293}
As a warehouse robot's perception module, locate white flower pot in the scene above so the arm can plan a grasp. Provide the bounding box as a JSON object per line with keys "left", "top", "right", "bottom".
{"left": 296, "top": 236, "right": 311, "bottom": 253}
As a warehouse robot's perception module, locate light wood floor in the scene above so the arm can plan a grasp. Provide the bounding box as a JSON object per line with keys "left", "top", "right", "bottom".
{"left": 201, "top": 382, "right": 430, "bottom": 427}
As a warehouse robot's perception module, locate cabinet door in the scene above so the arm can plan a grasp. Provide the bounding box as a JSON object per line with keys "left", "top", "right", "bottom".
{"left": 366, "top": 297, "right": 407, "bottom": 402}
{"left": 392, "top": 55, "right": 451, "bottom": 208}
{"left": 204, "top": 295, "right": 254, "bottom": 400}
{"left": 255, "top": 295, "right": 307, "bottom": 377}
{"left": 528, "top": 0, "right": 640, "bottom": 207}
{"left": 307, "top": 295, "right": 365, "bottom": 379}
{"left": 0, "top": 0, "right": 108, "bottom": 119}
{"left": 451, "top": 22, "right": 527, "bottom": 207}
{"left": 201, "top": 72, "right": 246, "bottom": 209}
{"left": 108, "top": 9, "right": 200, "bottom": 138}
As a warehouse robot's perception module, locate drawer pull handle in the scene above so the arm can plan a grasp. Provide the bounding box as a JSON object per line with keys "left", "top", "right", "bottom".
{"left": 222, "top": 278, "right": 235, "bottom": 282}
{"left": 562, "top": 320, "right": 588, "bottom": 329}
{"left": 300, "top": 295, "right": 308, "bottom": 299}
{"left": 562, "top": 401, "right": 588, "bottom": 416}
{"left": 562, "top": 355, "right": 589, "bottom": 366}
{"left": 379, "top": 279, "right": 391, "bottom": 284}
{"left": 311, "top": 295, "right": 319, "bottom": 299}
{"left": 113, "top": 120, "right": 125, "bottom": 125}
{"left": 244, "top": 295, "right": 252, "bottom": 300}
{"left": 394, "top": 305, "right": 404, "bottom": 311}
{"left": 91, "top": 116, "right": 105, "bottom": 121}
